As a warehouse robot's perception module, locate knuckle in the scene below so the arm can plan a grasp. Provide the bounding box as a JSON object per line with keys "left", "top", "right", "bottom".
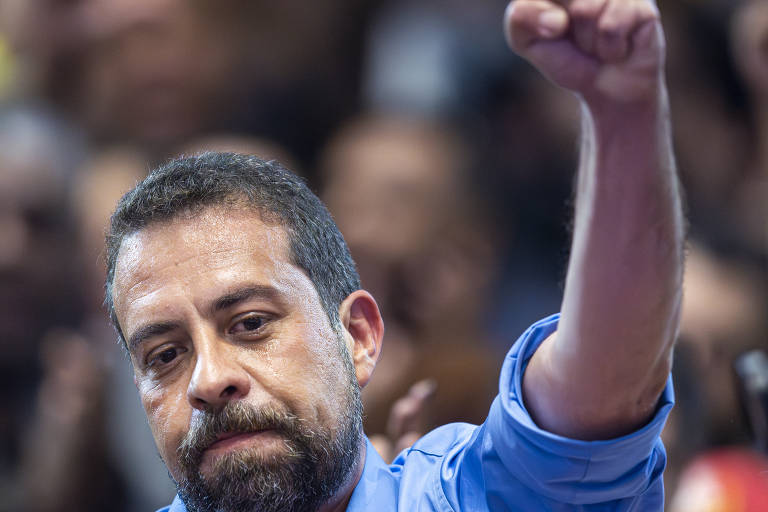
{"left": 570, "top": 0, "right": 604, "bottom": 19}
{"left": 507, "top": 0, "right": 541, "bottom": 23}
{"left": 507, "top": 0, "right": 531, "bottom": 19}
{"left": 392, "top": 398, "right": 411, "bottom": 418}
{"left": 597, "top": 18, "right": 623, "bottom": 37}
{"left": 634, "top": 0, "right": 660, "bottom": 22}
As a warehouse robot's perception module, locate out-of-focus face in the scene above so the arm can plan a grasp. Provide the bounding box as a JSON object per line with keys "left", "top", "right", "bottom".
{"left": 323, "top": 122, "right": 454, "bottom": 263}
{"left": 322, "top": 118, "right": 496, "bottom": 333}
{"left": 0, "top": 0, "right": 89, "bottom": 64}
{"left": 322, "top": 120, "right": 463, "bottom": 324}
{"left": 731, "top": 0, "right": 768, "bottom": 92}
{"left": 71, "top": 148, "right": 148, "bottom": 310}
{"left": 0, "top": 131, "right": 82, "bottom": 360}
{"left": 112, "top": 206, "right": 363, "bottom": 512}
{"left": 80, "top": 0, "right": 249, "bottom": 148}
{"left": 672, "top": 245, "right": 767, "bottom": 450}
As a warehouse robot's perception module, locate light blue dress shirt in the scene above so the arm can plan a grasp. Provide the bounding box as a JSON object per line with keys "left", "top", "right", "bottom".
{"left": 161, "top": 314, "right": 674, "bottom": 511}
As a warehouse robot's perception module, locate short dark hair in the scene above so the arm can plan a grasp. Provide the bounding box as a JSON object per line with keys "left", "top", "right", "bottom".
{"left": 105, "top": 152, "right": 360, "bottom": 347}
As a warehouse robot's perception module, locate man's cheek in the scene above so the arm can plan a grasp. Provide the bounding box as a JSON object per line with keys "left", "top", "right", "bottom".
{"left": 141, "top": 384, "right": 189, "bottom": 475}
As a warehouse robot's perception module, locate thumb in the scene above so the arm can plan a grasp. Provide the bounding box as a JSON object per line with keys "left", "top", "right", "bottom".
{"left": 505, "top": 0, "right": 569, "bottom": 53}
{"left": 386, "top": 379, "right": 437, "bottom": 440}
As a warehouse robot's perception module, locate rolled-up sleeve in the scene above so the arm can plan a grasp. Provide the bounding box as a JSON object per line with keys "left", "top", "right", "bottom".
{"left": 479, "top": 313, "right": 673, "bottom": 507}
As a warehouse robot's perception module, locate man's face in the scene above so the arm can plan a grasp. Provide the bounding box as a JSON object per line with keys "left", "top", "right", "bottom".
{"left": 112, "top": 206, "right": 362, "bottom": 512}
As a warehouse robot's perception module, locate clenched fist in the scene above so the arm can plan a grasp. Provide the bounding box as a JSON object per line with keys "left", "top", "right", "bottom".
{"left": 504, "top": 0, "right": 664, "bottom": 105}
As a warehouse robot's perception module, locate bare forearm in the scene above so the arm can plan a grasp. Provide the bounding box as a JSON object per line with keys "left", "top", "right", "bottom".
{"left": 523, "top": 90, "right": 683, "bottom": 439}
{"left": 569, "top": 86, "right": 683, "bottom": 340}
{"left": 551, "top": 86, "right": 683, "bottom": 436}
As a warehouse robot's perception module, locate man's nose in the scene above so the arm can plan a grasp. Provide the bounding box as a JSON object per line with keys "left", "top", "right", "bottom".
{"left": 186, "top": 333, "right": 250, "bottom": 411}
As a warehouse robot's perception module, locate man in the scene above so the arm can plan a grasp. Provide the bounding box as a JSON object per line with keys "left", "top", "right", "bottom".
{"left": 106, "top": 0, "right": 683, "bottom": 510}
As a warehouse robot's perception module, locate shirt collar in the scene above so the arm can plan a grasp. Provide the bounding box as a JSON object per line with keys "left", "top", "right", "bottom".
{"left": 345, "top": 437, "right": 399, "bottom": 511}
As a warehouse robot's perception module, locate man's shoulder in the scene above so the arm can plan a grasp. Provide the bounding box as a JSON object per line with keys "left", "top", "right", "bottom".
{"left": 391, "top": 422, "right": 480, "bottom": 467}
{"left": 352, "top": 425, "right": 487, "bottom": 511}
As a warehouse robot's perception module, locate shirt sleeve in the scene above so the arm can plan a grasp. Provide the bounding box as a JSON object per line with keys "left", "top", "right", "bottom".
{"left": 478, "top": 313, "right": 673, "bottom": 506}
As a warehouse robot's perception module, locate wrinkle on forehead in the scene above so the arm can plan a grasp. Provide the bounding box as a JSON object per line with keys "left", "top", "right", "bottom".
{"left": 112, "top": 206, "right": 294, "bottom": 323}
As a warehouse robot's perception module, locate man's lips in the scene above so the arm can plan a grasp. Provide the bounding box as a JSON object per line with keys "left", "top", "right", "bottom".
{"left": 205, "top": 430, "right": 274, "bottom": 452}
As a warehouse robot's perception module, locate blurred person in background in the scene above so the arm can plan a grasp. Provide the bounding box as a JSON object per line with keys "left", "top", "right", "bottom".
{"left": 15, "top": 328, "right": 126, "bottom": 512}
{"left": 320, "top": 115, "right": 501, "bottom": 450}
{"left": 661, "top": 1, "right": 752, "bottom": 238}
{"left": 0, "top": 0, "right": 92, "bottom": 103}
{"left": 662, "top": 243, "right": 768, "bottom": 497}
{"left": 0, "top": 104, "right": 87, "bottom": 507}
{"left": 14, "top": 147, "right": 156, "bottom": 512}
{"left": 76, "top": 1, "right": 258, "bottom": 157}
{"left": 730, "top": 0, "right": 768, "bottom": 255}
{"left": 69, "top": 148, "right": 178, "bottom": 511}
{"left": 678, "top": 246, "right": 767, "bottom": 448}
{"left": 0, "top": 0, "right": 375, "bottom": 167}
{"left": 0, "top": 0, "right": 259, "bottom": 157}
{"left": 72, "top": 148, "right": 150, "bottom": 322}
{"left": 363, "top": 0, "right": 577, "bottom": 342}
{"left": 656, "top": 1, "right": 768, "bottom": 503}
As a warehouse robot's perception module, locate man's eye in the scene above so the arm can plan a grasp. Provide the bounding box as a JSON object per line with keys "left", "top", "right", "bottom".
{"left": 149, "top": 347, "right": 181, "bottom": 367}
{"left": 230, "top": 315, "right": 265, "bottom": 334}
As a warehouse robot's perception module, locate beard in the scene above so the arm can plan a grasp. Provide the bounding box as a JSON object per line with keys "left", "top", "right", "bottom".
{"left": 173, "top": 359, "right": 363, "bottom": 512}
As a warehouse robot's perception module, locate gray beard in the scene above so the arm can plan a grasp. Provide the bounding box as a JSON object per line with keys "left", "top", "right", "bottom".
{"left": 173, "top": 387, "right": 363, "bottom": 512}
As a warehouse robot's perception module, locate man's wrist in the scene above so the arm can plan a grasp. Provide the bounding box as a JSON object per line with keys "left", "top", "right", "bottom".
{"left": 578, "top": 77, "right": 670, "bottom": 146}
{"left": 580, "top": 72, "right": 667, "bottom": 120}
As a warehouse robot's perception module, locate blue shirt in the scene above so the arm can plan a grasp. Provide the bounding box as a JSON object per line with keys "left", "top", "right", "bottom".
{"left": 160, "top": 314, "right": 674, "bottom": 511}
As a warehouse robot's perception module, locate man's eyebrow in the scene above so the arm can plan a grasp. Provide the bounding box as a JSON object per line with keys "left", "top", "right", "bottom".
{"left": 211, "top": 285, "right": 281, "bottom": 313}
{"left": 127, "top": 322, "right": 180, "bottom": 353}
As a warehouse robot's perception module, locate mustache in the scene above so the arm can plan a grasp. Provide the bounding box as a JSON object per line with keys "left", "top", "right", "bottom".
{"left": 177, "top": 401, "right": 303, "bottom": 470}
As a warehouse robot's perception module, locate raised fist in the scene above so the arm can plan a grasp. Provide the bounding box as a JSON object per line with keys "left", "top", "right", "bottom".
{"left": 504, "top": 0, "right": 664, "bottom": 104}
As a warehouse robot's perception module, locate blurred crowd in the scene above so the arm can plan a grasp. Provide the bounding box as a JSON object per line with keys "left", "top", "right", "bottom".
{"left": 0, "top": 0, "right": 766, "bottom": 510}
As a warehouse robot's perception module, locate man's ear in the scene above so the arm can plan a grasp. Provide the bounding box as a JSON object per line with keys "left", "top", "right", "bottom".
{"left": 338, "top": 290, "right": 384, "bottom": 388}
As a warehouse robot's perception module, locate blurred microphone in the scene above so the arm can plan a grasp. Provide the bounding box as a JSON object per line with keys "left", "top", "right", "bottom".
{"left": 734, "top": 349, "right": 768, "bottom": 453}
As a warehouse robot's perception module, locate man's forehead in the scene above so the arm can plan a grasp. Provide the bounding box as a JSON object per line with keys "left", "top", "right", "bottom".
{"left": 113, "top": 206, "right": 292, "bottom": 289}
